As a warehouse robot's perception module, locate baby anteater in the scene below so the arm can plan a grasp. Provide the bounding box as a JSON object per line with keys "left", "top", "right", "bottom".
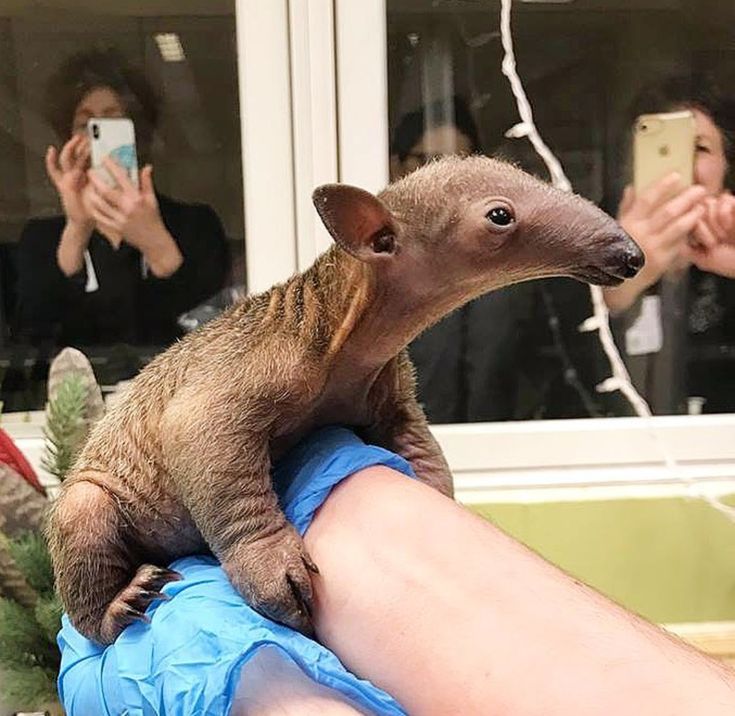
{"left": 48, "top": 156, "right": 643, "bottom": 643}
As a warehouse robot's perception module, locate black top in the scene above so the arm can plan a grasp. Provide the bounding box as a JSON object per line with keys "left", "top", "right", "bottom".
{"left": 616, "top": 268, "right": 735, "bottom": 415}
{"left": 410, "top": 278, "right": 633, "bottom": 424}
{"left": 15, "top": 194, "right": 230, "bottom": 348}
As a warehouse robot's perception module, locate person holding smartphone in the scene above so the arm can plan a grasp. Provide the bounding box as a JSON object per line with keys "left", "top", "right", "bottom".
{"left": 390, "top": 98, "right": 633, "bottom": 422}
{"left": 15, "top": 48, "right": 230, "bottom": 352}
{"left": 604, "top": 78, "right": 735, "bottom": 314}
{"left": 602, "top": 75, "right": 735, "bottom": 413}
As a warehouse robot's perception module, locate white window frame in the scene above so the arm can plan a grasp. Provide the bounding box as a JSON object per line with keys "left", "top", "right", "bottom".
{"left": 4, "top": 1, "right": 735, "bottom": 508}
{"left": 238, "top": 0, "right": 298, "bottom": 292}
{"left": 329, "top": 0, "right": 735, "bottom": 501}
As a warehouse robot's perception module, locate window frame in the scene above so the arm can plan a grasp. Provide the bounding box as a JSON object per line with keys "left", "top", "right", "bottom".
{"left": 329, "top": 0, "right": 735, "bottom": 495}
{"left": 3, "top": 0, "right": 735, "bottom": 504}
{"left": 238, "top": 0, "right": 298, "bottom": 292}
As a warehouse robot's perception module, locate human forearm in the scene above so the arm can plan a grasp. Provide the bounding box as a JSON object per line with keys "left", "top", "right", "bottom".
{"left": 137, "top": 223, "right": 183, "bottom": 278}
{"left": 56, "top": 220, "right": 93, "bottom": 276}
{"left": 231, "top": 647, "right": 369, "bottom": 716}
{"left": 606, "top": 179, "right": 707, "bottom": 315}
{"left": 603, "top": 273, "right": 646, "bottom": 314}
{"left": 306, "top": 468, "right": 735, "bottom": 715}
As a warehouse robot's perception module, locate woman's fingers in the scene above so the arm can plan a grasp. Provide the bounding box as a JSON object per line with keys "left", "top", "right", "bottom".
{"left": 95, "top": 221, "right": 123, "bottom": 249}
{"left": 657, "top": 202, "right": 706, "bottom": 248}
{"left": 91, "top": 210, "right": 122, "bottom": 235}
{"left": 630, "top": 172, "right": 687, "bottom": 219}
{"left": 45, "top": 146, "right": 62, "bottom": 186}
{"left": 47, "top": 137, "right": 90, "bottom": 190}
{"left": 85, "top": 186, "right": 125, "bottom": 227}
{"left": 72, "top": 138, "right": 91, "bottom": 171}
{"left": 140, "top": 164, "right": 155, "bottom": 198}
{"left": 102, "top": 156, "right": 135, "bottom": 193}
{"left": 691, "top": 195, "right": 735, "bottom": 249}
{"left": 703, "top": 197, "right": 728, "bottom": 242}
{"left": 692, "top": 217, "right": 718, "bottom": 249}
{"left": 616, "top": 185, "right": 636, "bottom": 219}
{"left": 649, "top": 185, "right": 707, "bottom": 235}
{"left": 58, "top": 135, "right": 82, "bottom": 173}
{"left": 718, "top": 193, "right": 735, "bottom": 239}
{"left": 87, "top": 169, "right": 123, "bottom": 209}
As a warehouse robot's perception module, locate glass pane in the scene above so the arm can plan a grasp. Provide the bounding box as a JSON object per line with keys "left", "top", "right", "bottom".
{"left": 0, "top": 2, "right": 244, "bottom": 411}
{"left": 387, "top": 0, "right": 735, "bottom": 421}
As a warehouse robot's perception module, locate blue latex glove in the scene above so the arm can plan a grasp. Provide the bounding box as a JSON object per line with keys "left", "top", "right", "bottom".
{"left": 57, "top": 427, "right": 413, "bottom": 715}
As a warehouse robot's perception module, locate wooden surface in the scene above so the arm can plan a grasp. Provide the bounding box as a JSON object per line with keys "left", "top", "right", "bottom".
{"left": 667, "top": 621, "right": 735, "bottom": 668}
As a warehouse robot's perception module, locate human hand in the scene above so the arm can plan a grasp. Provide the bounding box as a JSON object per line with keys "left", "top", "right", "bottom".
{"left": 84, "top": 158, "right": 165, "bottom": 250}
{"left": 85, "top": 158, "right": 183, "bottom": 276}
{"left": 687, "top": 193, "right": 735, "bottom": 278}
{"left": 604, "top": 174, "right": 707, "bottom": 314}
{"left": 618, "top": 174, "right": 708, "bottom": 286}
{"left": 45, "top": 135, "right": 93, "bottom": 231}
{"left": 686, "top": 240, "right": 735, "bottom": 279}
{"left": 692, "top": 193, "right": 735, "bottom": 246}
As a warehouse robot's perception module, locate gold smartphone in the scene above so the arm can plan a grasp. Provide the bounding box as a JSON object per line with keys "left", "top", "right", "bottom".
{"left": 633, "top": 110, "right": 695, "bottom": 193}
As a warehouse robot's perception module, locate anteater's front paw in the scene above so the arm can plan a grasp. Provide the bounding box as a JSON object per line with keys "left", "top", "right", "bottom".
{"left": 223, "top": 525, "right": 319, "bottom": 635}
{"left": 99, "top": 564, "right": 182, "bottom": 644}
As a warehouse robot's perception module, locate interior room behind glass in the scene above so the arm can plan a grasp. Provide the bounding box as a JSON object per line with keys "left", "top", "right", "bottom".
{"left": 0, "top": 0, "right": 244, "bottom": 411}
{"left": 388, "top": 0, "right": 735, "bottom": 422}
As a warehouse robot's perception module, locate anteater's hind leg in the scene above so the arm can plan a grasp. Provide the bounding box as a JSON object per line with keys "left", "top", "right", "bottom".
{"left": 47, "top": 479, "right": 180, "bottom": 645}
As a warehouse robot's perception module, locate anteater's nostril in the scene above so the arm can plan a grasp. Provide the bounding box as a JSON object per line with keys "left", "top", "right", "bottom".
{"left": 621, "top": 243, "right": 645, "bottom": 277}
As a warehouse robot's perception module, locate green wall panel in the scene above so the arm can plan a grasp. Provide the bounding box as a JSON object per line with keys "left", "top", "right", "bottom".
{"left": 472, "top": 495, "right": 735, "bottom": 624}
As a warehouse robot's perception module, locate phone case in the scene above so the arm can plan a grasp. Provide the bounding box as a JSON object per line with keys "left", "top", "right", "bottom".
{"left": 88, "top": 117, "right": 139, "bottom": 188}
{"left": 633, "top": 110, "right": 695, "bottom": 193}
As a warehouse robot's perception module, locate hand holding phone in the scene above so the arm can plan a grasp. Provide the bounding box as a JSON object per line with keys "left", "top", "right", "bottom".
{"left": 605, "top": 175, "right": 708, "bottom": 313}
{"left": 45, "top": 134, "right": 94, "bottom": 228}
{"left": 72, "top": 117, "right": 180, "bottom": 275}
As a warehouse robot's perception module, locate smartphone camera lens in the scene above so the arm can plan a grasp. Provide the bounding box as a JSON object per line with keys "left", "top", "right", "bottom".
{"left": 640, "top": 123, "right": 648, "bottom": 132}
{"left": 92, "top": 123, "right": 100, "bottom": 139}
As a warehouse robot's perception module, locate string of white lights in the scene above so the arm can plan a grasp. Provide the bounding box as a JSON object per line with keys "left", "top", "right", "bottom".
{"left": 499, "top": 0, "right": 735, "bottom": 521}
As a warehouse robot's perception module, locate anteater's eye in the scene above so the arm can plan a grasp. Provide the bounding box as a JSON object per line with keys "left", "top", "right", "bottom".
{"left": 486, "top": 206, "right": 514, "bottom": 227}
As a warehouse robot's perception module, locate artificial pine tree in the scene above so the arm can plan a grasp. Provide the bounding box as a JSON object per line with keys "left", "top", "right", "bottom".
{"left": 0, "top": 348, "right": 103, "bottom": 714}
{"left": 0, "top": 531, "right": 61, "bottom": 711}
{"left": 41, "top": 374, "right": 88, "bottom": 482}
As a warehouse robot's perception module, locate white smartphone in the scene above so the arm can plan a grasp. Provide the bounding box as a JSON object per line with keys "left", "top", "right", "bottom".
{"left": 633, "top": 110, "right": 695, "bottom": 193}
{"left": 87, "top": 117, "right": 140, "bottom": 189}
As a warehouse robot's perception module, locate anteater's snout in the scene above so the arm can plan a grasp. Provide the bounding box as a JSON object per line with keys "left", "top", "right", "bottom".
{"left": 616, "top": 237, "right": 645, "bottom": 279}
{"left": 604, "top": 229, "right": 645, "bottom": 281}
{"left": 574, "top": 229, "right": 645, "bottom": 287}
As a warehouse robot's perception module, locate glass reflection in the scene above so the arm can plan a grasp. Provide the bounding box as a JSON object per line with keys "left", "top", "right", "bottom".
{"left": 387, "top": 0, "right": 735, "bottom": 420}
{"left": 0, "top": 5, "right": 243, "bottom": 411}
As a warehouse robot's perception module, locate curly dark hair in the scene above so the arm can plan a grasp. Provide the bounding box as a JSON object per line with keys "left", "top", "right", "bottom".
{"left": 44, "top": 47, "right": 160, "bottom": 153}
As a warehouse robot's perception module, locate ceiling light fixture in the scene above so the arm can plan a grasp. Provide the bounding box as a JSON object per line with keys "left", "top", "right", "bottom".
{"left": 155, "top": 33, "right": 185, "bottom": 63}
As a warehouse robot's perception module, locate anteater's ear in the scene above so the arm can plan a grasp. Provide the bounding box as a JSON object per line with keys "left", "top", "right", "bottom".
{"left": 312, "top": 184, "right": 399, "bottom": 262}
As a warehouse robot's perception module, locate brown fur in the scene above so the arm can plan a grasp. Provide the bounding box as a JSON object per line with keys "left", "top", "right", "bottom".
{"left": 47, "top": 156, "right": 643, "bottom": 643}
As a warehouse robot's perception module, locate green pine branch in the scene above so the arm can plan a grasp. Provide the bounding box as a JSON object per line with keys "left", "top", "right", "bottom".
{"left": 34, "top": 594, "right": 63, "bottom": 646}
{"left": 0, "top": 532, "right": 38, "bottom": 610}
{"left": 7, "top": 532, "right": 55, "bottom": 599}
{"left": 0, "top": 663, "right": 58, "bottom": 711}
{"left": 0, "top": 351, "right": 103, "bottom": 711}
{"left": 0, "top": 551, "right": 61, "bottom": 709}
{"left": 42, "top": 374, "right": 88, "bottom": 481}
{"left": 0, "top": 597, "right": 59, "bottom": 672}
